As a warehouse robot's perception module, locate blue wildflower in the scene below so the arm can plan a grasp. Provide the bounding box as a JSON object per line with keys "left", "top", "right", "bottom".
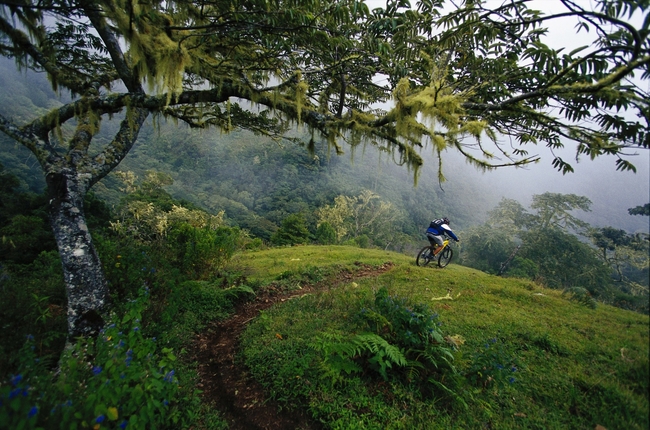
{"left": 26, "top": 334, "right": 34, "bottom": 341}
{"left": 163, "top": 400, "right": 169, "bottom": 406}
{"left": 496, "top": 364, "right": 504, "bottom": 370}
{"left": 119, "top": 420, "right": 128, "bottom": 429}
{"left": 27, "top": 406, "right": 38, "bottom": 418}
{"left": 9, "top": 388, "right": 21, "bottom": 399}
{"left": 10, "top": 374, "right": 22, "bottom": 386}
{"left": 509, "top": 377, "right": 516, "bottom": 384}
{"left": 133, "top": 327, "right": 140, "bottom": 332}
{"left": 96, "top": 415, "right": 106, "bottom": 424}
{"left": 163, "top": 370, "right": 175, "bottom": 383}
{"left": 92, "top": 366, "right": 102, "bottom": 375}
{"left": 511, "top": 366, "right": 517, "bottom": 372}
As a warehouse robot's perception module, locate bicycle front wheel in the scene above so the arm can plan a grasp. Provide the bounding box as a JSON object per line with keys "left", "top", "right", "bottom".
{"left": 416, "top": 246, "right": 434, "bottom": 267}
{"left": 438, "top": 246, "right": 453, "bottom": 268}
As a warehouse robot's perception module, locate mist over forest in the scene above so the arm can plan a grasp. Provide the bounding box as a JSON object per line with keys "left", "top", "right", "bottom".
{"left": 1, "top": 56, "right": 647, "bottom": 237}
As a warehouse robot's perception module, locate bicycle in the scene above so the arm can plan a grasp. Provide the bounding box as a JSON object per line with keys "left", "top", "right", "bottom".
{"left": 416, "top": 239, "right": 453, "bottom": 268}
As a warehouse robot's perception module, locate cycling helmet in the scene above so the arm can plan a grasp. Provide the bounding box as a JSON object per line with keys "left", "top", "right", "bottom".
{"left": 442, "top": 217, "right": 450, "bottom": 225}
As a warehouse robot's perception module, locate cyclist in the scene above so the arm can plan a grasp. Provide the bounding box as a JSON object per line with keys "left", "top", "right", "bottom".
{"left": 426, "top": 217, "right": 459, "bottom": 255}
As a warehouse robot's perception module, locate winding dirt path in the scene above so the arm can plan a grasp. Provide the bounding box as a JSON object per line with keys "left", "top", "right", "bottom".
{"left": 190, "top": 262, "right": 394, "bottom": 430}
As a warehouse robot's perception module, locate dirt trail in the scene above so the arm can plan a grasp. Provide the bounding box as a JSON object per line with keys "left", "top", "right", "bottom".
{"left": 191, "top": 262, "right": 394, "bottom": 430}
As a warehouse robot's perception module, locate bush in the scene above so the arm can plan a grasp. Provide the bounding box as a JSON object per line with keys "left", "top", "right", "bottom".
{"left": 0, "top": 288, "right": 180, "bottom": 430}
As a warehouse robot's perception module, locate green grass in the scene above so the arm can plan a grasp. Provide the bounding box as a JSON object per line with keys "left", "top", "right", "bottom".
{"left": 236, "top": 245, "right": 649, "bottom": 429}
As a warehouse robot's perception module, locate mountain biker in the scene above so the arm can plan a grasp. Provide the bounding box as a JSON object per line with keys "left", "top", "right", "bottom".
{"left": 426, "top": 217, "right": 459, "bottom": 255}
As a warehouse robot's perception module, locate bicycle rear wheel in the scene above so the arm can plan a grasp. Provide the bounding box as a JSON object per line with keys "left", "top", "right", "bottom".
{"left": 438, "top": 246, "right": 453, "bottom": 268}
{"left": 416, "top": 246, "right": 434, "bottom": 266}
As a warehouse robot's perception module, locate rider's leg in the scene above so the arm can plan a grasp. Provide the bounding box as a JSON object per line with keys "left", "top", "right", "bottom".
{"left": 430, "top": 234, "right": 444, "bottom": 255}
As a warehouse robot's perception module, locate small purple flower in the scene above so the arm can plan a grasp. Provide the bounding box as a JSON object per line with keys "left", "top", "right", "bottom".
{"left": 511, "top": 366, "right": 517, "bottom": 372}
{"left": 27, "top": 406, "right": 38, "bottom": 418}
{"left": 508, "top": 377, "right": 516, "bottom": 384}
{"left": 26, "top": 334, "right": 34, "bottom": 341}
{"left": 163, "top": 400, "right": 169, "bottom": 406}
{"left": 133, "top": 327, "right": 140, "bottom": 332}
{"left": 96, "top": 414, "right": 106, "bottom": 424}
{"left": 119, "top": 420, "right": 128, "bottom": 429}
{"left": 92, "top": 366, "right": 102, "bottom": 375}
{"left": 9, "top": 388, "right": 21, "bottom": 399}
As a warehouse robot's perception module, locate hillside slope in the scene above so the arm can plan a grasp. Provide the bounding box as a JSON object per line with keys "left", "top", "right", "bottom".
{"left": 222, "top": 246, "right": 649, "bottom": 429}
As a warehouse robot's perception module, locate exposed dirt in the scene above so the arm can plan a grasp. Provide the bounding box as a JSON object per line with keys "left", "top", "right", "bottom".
{"left": 191, "top": 261, "right": 394, "bottom": 430}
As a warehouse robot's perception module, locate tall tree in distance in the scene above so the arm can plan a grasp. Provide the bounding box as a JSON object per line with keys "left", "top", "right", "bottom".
{"left": 0, "top": 0, "right": 648, "bottom": 338}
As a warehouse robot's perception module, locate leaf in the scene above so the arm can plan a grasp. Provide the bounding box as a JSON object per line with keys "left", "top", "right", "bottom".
{"left": 107, "top": 407, "right": 119, "bottom": 421}
{"left": 568, "top": 45, "right": 589, "bottom": 56}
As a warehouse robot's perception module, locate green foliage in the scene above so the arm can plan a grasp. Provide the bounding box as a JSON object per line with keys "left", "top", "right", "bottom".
{"left": 0, "top": 251, "right": 66, "bottom": 375}
{"left": 270, "top": 213, "right": 311, "bottom": 246}
{"left": 312, "top": 332, "right": 407, "bottom": 383}
{"left": 628, "top": 203, "right": 650, "bottom": 216}
{"left": 464, "top": 337, "right": 520, "bottom": 389}
{"left": 563, "top": 287, "right": 598, "bottom": 309}
{"left": 315, "top": 221, "right": 337, "bottom": 245}
{"left": 0, "top": 289, "right": 180, "bottom": 430}
{"left": 169, "top": 224, "right": 245, "bottom": 279}
{"left": 161, "top": 281, "right": 254, "bottom": 337}
{"left": 520, "top": 227, "right": 612, "bottom": 294}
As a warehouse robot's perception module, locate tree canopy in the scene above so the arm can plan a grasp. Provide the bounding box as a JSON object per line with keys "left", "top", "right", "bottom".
{"left": 0, "top": 0, "right": 648, "bottom": 337}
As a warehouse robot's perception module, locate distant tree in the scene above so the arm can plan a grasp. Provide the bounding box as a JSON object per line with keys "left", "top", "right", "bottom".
{"left": 519, "top": 227, "right": 612, "bottom": 295}
{"left": 0, "top": 0, "right": 647, "bottom": 337}
{"left": 628, "top": 203, "right": 650, "bottom": 216}
{"left": 529, "top": 193, "right": 592, "bottom": 233}
{"left": 316, "top": 190, "right": 400, "bottom": 247}
{"left": 315, "top": 222, "right": 337, "bottom": 245}
{"left": 590, "top": 227, "right": 649, "bottom": 297}
{"left": 271, "top": 213, "right": 311, "bottom": 246}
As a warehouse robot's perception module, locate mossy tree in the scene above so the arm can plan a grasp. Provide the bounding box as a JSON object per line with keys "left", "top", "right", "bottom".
{"left": 0, "top": 0, "right": 647, "bottom": 338}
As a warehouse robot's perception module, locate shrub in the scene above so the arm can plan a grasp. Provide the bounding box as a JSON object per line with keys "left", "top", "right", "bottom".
{"left": 0, "top": 288, "right": 180, "bottom": 430}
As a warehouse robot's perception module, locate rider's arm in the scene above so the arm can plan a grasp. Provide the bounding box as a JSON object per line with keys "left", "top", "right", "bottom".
{"left": 442, "top": 226, "right": 459, "bottom": 241}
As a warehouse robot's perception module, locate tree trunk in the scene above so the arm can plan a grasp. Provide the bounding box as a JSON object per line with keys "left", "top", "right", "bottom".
{"left": 47, "top": 168, "right": 107, "bottom": 339}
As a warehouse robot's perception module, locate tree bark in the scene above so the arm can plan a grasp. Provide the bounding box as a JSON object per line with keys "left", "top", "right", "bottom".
{"left": 46, "top": 168, "right": 107, "bottom": 339}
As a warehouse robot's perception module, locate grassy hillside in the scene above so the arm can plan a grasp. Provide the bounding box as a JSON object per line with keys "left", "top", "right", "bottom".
{"left": 232, "top": 246, "right": 649, "bottom": 429}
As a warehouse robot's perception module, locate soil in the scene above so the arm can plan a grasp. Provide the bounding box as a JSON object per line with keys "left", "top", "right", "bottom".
{"left": 190, "top": 261, "right": 394, "bottom": 430}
